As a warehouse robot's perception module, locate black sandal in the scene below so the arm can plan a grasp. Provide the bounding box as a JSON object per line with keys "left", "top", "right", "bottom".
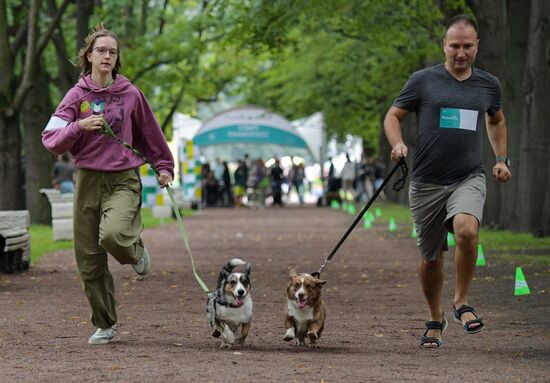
{"left": 420, "top": 316, "right": 447, "bottom": 348}
{"left": 452, "top": 304, "right": 485, "bottom": 334}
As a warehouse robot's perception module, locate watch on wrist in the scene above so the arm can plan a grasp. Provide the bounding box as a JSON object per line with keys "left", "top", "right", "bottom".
{"left": 496, "top": 156, "right": 511, "bottom": 167}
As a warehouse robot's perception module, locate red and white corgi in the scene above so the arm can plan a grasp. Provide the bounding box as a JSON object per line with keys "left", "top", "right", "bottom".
{"left": 284, "top": 269, "right": 326, "bottom": 347}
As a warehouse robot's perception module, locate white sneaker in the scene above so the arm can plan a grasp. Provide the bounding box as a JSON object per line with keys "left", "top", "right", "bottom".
{"left": 88, "top": 327, "right": 115, "bottom": 344}
{"left": 132, "top": 247, "right": 150, "bottom": 276}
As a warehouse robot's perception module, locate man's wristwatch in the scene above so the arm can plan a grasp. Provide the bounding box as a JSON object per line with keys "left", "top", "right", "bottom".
{"left": 496, "top": 156, "right": 511, "bottom": 167}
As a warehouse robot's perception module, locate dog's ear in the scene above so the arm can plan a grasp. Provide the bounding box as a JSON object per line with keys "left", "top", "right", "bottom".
{"left": 316, "top": 279, "right": 327, "bottom": 286}
{"left": 245, "top": 262, "right": 251, "bottom": 276}
{"left": 217, "top": 262, "right": 232, "bottom": 289}
{"left": 289, "top": 268, "right": 298, "bottom": 279}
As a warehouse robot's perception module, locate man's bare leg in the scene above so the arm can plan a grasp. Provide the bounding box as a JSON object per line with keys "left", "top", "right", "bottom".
{"left": 453, "top": 213, "right": 481, "bottom": 330}
{"left": 420, "top": 253, "right": 444, "bottom": 346}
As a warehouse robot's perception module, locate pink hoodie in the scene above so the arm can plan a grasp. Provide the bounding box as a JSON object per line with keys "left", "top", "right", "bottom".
{"left": 42, "top": 74, "right": 174, "bottom": 177}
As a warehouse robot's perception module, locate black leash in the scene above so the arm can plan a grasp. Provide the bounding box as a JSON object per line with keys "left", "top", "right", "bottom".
{"left": 312, "top": 157, "right": 408, "bottom": 278}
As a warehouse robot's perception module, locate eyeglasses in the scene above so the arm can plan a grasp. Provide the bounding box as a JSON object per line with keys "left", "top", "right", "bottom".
{"left": 93, "top": 46, "right": 119, "bottom": 56}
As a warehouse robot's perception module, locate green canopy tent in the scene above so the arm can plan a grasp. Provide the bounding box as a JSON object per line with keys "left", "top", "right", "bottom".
{"left": 192, "top": 105, "right": 315, "bottom": 162}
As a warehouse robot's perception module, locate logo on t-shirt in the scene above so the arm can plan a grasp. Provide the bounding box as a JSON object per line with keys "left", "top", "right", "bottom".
{"left": 440, "top": 108, "right": 478, "bottom": 131}
{"left": 91, "top": 99, "right": 105, "bottom": 114}
{"left": 80, "top": 100, "right": 90, "bottom": 113}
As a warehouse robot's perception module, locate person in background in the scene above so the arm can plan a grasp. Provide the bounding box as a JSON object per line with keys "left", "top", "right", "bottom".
{"left": 51, "top": 153, "right": 77, "bottom": 193}
{"left": 212, "top": 158, "right": 225, "bottom": 205}
{"left": 233, "top": 159, "right": 248, "bottom": 208}
{"left": 42, "top": 25, "right": 174, "bottom": 345}
{"left": 270, "top": 158, "right": 285, "bottom": 207}
{"left": 373, "top": 157, "right": 386, "bottom": 200}
{"left": 340, "top": 153, "right": 356, "bottom": 202}
{"left": 221, "top": 161, "right": 233, "bottom": 207}
{"left": 289, "top": 160, "right": 305, "bottom": 205}
{"left": 355, "top": 153, "right": 375, "bottom": 203}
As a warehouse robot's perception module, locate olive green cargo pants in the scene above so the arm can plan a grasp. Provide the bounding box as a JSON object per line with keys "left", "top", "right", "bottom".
{"left": 74, "top": 168, "right": 145, "bottom": 329}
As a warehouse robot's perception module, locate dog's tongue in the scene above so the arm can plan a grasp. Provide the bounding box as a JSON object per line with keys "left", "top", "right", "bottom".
{"left": 235, "top": 296, "right": 244, "bottom": 306}
{"left": 297, "top": 299, "right": 307, "bottom": 309}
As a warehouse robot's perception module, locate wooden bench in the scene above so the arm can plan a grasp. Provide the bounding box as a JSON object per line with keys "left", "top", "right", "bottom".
{"left": 40, "top": 188, "right": 74, "bottom": 241}
{"left": 0, "top": 210, "right": 31, "bottom": 273}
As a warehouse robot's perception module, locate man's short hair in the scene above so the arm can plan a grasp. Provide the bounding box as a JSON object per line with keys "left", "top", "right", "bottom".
{"left": 446, "top": 14, "right": 478, "bottom": 36}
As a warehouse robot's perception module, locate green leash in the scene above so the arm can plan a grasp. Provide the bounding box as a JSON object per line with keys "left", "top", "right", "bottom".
{"left": 100, "top": 121, "right": 210, "bottom": 294}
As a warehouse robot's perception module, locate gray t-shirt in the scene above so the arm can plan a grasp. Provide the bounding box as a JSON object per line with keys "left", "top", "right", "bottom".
{"left": 393, "top": 63, "right": 501, "bottom": 185}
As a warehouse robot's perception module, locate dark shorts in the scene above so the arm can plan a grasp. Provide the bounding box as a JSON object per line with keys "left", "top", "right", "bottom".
{"left": 409, "top": 173, "right": 486, "bottom": 261}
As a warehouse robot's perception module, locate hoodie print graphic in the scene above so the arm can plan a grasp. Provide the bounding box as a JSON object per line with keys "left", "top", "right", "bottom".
{"left": 98, "top": 95, "right": 125, "bottom": 134}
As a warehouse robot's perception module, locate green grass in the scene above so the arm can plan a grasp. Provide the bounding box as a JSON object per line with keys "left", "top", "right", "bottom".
{"left": 29, "top": 207, "right": 193, "bottom": 262}
{"left": 30, "top": 203, "right": 548, "bottom": 265}
{"left": 364, "top": 201, "right": 550, "bottom": 265}
{"left": 28, "top": 225, "right": 73, "bottom": 261}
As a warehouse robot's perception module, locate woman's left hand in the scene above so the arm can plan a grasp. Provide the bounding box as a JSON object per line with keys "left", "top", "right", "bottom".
{"left": 157, "top": 171, "right": 172, "bottom": 188}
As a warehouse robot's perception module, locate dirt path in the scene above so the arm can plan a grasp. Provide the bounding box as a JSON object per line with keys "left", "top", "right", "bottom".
{"left": 1, "top": 206, "right": 548, "bottom": 382}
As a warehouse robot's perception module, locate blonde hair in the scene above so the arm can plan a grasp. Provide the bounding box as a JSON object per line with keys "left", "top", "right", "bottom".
{"left": 77, "top": 24, "right": 121, "bottom": 76}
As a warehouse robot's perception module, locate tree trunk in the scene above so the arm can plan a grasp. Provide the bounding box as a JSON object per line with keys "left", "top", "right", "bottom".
{"left": 22, "top": 60, "right": 56, "bottom": 224}
{"left": 472, "top": 0, "right": 550, "bottom": 235}
{"left": 76, "top": 0, "right": 94, "bottom": 48}
{"left": 0, "top": 116, "right": 24, "bottom": 210}
{"left": 47, "top": 0, "right": 78, "bottom": 93}
{"left": 470, "top": 0, "right": 511, "bottom": 228}
{"left": 516, "top": 0, "right": 550, "bottom": 236}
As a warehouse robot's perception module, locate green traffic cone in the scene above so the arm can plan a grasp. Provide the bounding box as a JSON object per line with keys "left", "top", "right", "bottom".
{"left": 363, "top": 217, "right": 372, "bottom": 230}
{"left": 342, "top": 201, "right": 348, "bottom": 211}
{"left": 368, "top": 211, "right": 375, "bottom": 222}
{"left": 447, "top": 232, "right": 456, "bottom": 247}
{"left": 411, "top": 224, "right": 417, "bottom": 238}
{"left": 349, "top": 204, "right": 356, "bottom": 215}
{"left": 514, "top": 267, "right": 531, "bottom": 296}
{"left": 476, "top": 244, "right": 486, "bottom": 266}
{"left": 375, "top": 207, "right": 382, "bottom": 217}
{"left": 331, "top": 200, "right": 339, "bottom": 209}
{"left": 388, "top": 217, "right": 398, "bottom": 232}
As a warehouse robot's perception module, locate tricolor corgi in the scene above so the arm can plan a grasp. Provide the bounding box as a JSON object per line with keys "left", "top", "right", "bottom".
{"left": 206, "top": 259, "right": 253, "bottom": 348}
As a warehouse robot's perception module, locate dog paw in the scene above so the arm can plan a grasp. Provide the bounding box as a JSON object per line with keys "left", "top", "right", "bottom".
{"left": 220, "top": 342, "right": 232, "bottom": 349}
{"left": 307, "top": 331, "right": 318, "bottom": 342}
{"left": 307, "top": 342, "right": 320, "bottom": 348}
{"left": 284, "top": 328, "right": 295, "bottom": 342}
{"left": 235, "top": 337, "right": 246, "bottom": 345}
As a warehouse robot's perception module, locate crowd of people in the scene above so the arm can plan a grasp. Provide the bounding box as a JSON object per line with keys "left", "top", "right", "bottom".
{"left": 198, "top": 152, "right": 388, "bottom": 209}
{"left": 200, "top": 154, "right": 305, "bottom": 208}
{"left": 326, "top": 153, "right": 387, "bottom": 205}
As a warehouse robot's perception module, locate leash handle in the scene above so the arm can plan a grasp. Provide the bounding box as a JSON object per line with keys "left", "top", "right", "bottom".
{"left": 314, "top": 157, "right": 408, "bottom": 278}
{"left": 101, "top": 121, "right": 210, "bottom": 294}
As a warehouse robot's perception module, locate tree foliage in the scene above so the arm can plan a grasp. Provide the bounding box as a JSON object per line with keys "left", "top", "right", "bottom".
{"left": 221, "top": 0, "right": 445, "bottom": 150}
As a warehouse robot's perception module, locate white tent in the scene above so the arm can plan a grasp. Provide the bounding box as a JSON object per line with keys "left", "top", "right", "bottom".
{"left": 190, "top": 105, "right": 316, "bottom": 162}
{"left": 291, "top": 112, "right": 325, "bottom": 163}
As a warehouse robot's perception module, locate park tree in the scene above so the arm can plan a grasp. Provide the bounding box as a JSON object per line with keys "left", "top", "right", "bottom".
{"left": 0, "top": 0, "right": 71, "bottom": 215}
{"left": 0, "top": 0, "right": 259, "bottom": 223}
{"left": 468, "top": 0, "right": 550, "bottom": 235}
{"left": 1, "top": 0, "right": 547, "bottom": 235}
{"left": 222, "top": 0, "right": 549, "bottom": 235}
{"left": 223, "top": 0, "right": 445, "bottom": 150}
